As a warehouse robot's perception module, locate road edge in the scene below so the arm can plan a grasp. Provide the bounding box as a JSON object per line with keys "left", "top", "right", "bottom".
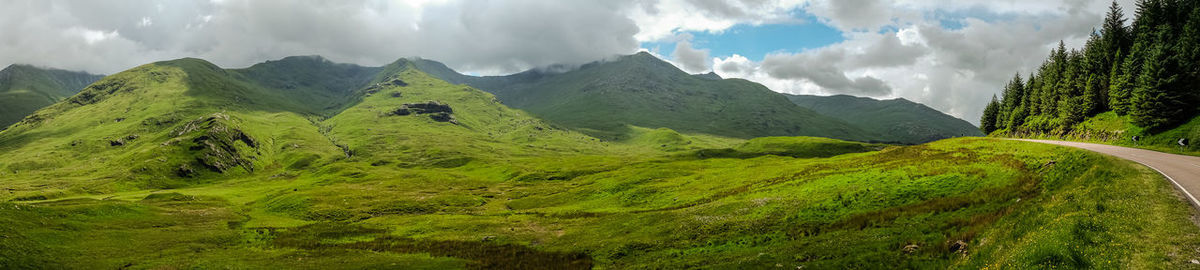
{"left": 1013, "top": 139, "right": 1200, "bottom": 210}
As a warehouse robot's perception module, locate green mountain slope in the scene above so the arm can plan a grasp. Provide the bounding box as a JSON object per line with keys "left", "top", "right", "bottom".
{"left": 786, "top": 94, "right": 983, "bottom": 144}
{"left": 232, "top": 55, "right": 382, "bottom": 115}
{"left": 421, "top": 52, "right": 881, "bottom": 142}
{"left": 0, "top": 57, "right": 612, "bottom": 193}
{"left": 0, "top": 65, "right": 103, "bottom": 130}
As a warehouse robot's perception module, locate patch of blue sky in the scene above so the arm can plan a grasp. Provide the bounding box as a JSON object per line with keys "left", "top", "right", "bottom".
{"left": 929, "top": 6, "right": 1022, "bottom": 30}
{"left": 641, "top": 11, "right": 845, "bottom": 61}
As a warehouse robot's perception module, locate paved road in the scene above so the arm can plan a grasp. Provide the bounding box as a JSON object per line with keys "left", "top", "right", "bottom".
{"left": 1016, "top": 139, "right": 1200, "bottom": 207}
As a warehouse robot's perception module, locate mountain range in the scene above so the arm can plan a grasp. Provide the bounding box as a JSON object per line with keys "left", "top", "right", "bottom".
{"left": 0, "top": 52, "right": 978, "bottom": 159}
{"left": 0, "top": 56, "right": 619, "bottom": 186}
{"left": 410, "top": 52, "right": 879, "bottom": 142}
{"left": 401, "top": 52, "right": 978, "bottom": 144}
{"left": 0, "top": 65, "right": 103, "bottom": 130}
{"left": 785, "top": 94, "right": 983, "bottom": 143}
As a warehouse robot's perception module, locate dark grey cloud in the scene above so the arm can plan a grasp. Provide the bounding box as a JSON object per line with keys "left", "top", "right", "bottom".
{"left": 681, "top": 0, "right": 776, "bottom": 19}
{"left": 685, "top": 0, "right": 749, "bottom": 18}
{"left": 761, "top": 52, "right": 893, "bottom": 96}
{"left": 807, "top": 0, "right": 895, "bottom": 32}
{"left": 0, "top": 0, "right": 642, "bottom": 74}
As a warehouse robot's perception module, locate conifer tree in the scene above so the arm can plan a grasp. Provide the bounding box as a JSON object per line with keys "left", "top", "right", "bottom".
{"left": 1025, "top": 73, "right": 1041, "bottom": 117}
{"left": 981, "top": 95, "right": 1000, "bottom": 134}
{"left": 1109, "top": 49, "right": 1135, "bottom": 115}
{"left": 1101, "top": 1, "right": 1131, "bottom": 69}
{"left": 1130, "top": 25, "right": 1186, "bottom": 130}
{"left": 983, "top": 0, "right": 1200, "bottom": 135}
{"left": 1059, "top": 50, "right": 1088, "bottom": 126}
{"left": 1178, "top": 8, "right": 1200, "bottom": 105}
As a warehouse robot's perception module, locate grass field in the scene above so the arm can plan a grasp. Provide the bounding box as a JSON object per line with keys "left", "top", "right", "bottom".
{"left": 3, "top": 138, "right": 1198, "bottom": 269}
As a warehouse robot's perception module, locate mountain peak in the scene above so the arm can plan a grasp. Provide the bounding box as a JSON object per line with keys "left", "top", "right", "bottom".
{"left": 279, "top": 55, "right": 328, "bottom": 62}
{"left": 625, "top": 51, "right": 666, "bottom": 63}
{"left": 694, "top": 71, "right": 722, "bottom": 80}
{"left": 154, "top": 57, "right": 224, "bottom": 74}
{"left": 0, "top": 64, "right": 30, "bottom": 72}
{"left": 0, "top": 64, "right": 96, "bottom": 76}
{"left": 573, "top": 51, "right": 685, "bottom": 78}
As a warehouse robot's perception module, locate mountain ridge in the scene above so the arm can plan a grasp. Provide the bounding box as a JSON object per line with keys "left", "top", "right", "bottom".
{"left": 0, "top": 64, "right": 104, "bottom": 130}
{"left": 409, "top": 52, "right": 886, "bottom": 142}
{"left": 0, "top": 56, "right": 618, "bottom": 188}
{"left": 0, "top": 53, "right": 975, "bottom": 145}
{"left": 785, "top": 94, "right": 983, "bottom": 144}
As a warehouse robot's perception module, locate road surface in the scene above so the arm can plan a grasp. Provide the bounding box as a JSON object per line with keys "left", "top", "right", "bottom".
{"left": 1016, "top": 139, "right": 1200, "bottom": 207}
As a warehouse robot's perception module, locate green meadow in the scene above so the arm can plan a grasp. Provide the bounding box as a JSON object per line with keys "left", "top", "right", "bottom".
{"left": 4, "top": 136, "right": 1198, "bottom": 269}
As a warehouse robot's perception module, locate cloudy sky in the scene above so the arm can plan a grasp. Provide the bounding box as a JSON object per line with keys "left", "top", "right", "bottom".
{"left": 0, "top": 0, "right": 1135, "bottom": 124}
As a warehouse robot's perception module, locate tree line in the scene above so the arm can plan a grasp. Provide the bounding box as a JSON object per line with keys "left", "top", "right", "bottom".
{"left": 981, "top": 0, "right": 1200, "bottom": 135}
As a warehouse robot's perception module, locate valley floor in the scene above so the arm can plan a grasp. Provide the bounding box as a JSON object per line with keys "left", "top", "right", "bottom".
{"left": 3, "top": 138, "right": 1200, "bottom": 269}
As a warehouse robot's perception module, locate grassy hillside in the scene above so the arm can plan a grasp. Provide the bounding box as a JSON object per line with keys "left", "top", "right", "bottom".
{"left": 0, "top": 56, "right": 624, "bottom": 194}
{"left": 422, "top": 52, "right": 880, "bottom": 142}
{"left": 997, "top": 111, "right": 1200, "bottom": 156}
{"left": 0, "top": 65, "right": 103, "bottom": 130}
{"left": 3, "top": 138, "right": 1198, "bottom": 269}
{"left": 231, "top": 55, "right": 382, "bottom": 116}
{"left": 787, "top": 94, "right": 983, "bottom": 144}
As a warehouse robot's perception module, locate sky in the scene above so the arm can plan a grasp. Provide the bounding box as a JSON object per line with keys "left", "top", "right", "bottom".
{"left": 0, "top": 0, "right": 1137, "bottom": 125}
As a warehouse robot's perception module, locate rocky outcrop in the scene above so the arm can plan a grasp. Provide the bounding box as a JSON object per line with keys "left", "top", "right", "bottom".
{"left": 364, "top": 77, "right": 410, "bottom": 95}
{"left": 404, "top": 101, "right": 452, "bottom": 114}
{"left": 171, "top": 113, "right": 260, "bottom": 175}
{"left": 107, "top": 134, "right": 139, "bottom": 147}
{"left": 387, "top": 101, "right": 457, "bottom": 124}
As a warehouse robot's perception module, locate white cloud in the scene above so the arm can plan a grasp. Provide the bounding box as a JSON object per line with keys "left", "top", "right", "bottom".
{"left": 703, "top": 0, "right": 1135, "bottom": 124}
{"left": 672, "top": 33, "right": 711, "bottom": 73}
{"left": 627, "top": 0, "right": 807, "bottom": 41}
{"left": 74, "top": 28, "right": 120, "bottom": 45}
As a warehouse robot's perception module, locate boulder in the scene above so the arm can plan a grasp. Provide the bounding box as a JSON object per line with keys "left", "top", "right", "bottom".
{"left": 388, "top": 107, "right": 412, "bottom": 116}
{"left": 385, "top": 101, "right": 456, "bottom": 124}
{"left": 404, "top": 101, "right": 453, "bottom": 114}
{"left": 948, "top": 240, "right": 968, "bottom": 254}
{"left": 176, "top": 164, "right": 197, "bottom": 178}
{"left": 429, "top": 112, "right": 456, "bottom": 123}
